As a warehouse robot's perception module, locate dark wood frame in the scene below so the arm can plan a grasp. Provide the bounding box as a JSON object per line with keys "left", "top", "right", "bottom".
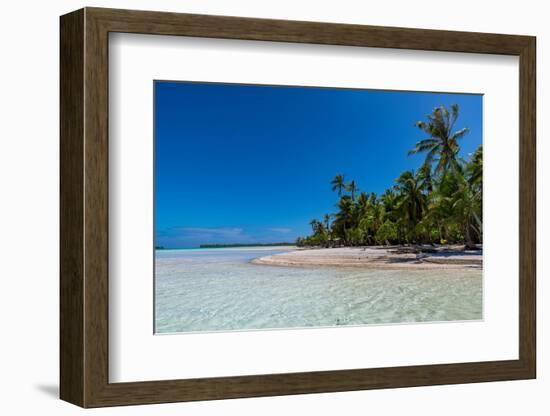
{"left": 60, "top": 7, "right": 536, "bottom": 408}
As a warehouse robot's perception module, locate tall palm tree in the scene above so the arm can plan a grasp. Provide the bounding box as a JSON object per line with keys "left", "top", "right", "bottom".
{"left": 346, "top": 179, "right": 359, "bottom": 201}
{"left": 323, "top": 213, "right": 332, "bottom": 231}
{"left": 330, "top": 174, "right": 346, "bottom": 196}
{"left": 409, "top": 104, "right": 470, "bottom": 175}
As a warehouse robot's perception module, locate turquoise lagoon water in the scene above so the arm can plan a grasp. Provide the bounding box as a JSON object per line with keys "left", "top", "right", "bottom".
{"left": 154, "top": 248, "right": 482, "bottom": 334}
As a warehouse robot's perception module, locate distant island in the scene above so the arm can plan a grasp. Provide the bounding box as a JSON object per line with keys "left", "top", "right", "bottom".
{"left": 199, "top": 243, "right": 295, "bottom": 249}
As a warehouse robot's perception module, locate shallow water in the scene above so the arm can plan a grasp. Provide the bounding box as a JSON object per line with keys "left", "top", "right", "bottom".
{"left": 155, "top": 248, "right": 482, "bottom": 334}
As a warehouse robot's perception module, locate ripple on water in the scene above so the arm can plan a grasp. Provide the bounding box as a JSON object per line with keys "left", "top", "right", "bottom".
{"left": 154, "top": 248, "right": 482, "bottom": 333}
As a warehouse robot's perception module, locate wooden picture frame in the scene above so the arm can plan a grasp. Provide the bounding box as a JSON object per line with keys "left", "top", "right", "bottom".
{"left": 60, "top": 7, "right": 536, "bottom": 408}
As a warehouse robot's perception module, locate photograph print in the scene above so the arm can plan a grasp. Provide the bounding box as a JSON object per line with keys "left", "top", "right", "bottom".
{"left": 154, "top": 81, "right": 483, "bottom": 334}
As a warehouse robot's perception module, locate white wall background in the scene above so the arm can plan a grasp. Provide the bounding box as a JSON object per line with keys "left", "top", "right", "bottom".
{"left": 0, "top": 0, "right": 545, "bottom": 414}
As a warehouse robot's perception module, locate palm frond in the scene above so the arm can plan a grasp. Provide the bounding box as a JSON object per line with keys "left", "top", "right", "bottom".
{"left": 450, "top": 127, "right": 470, "bottom": 141}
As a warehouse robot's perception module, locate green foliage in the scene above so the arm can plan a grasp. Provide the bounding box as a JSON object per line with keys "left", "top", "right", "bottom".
{"left": 375, "top": 220, "right": 398, "bottom": 245}
{"left": 345, "top": 227, "right": 363, "bottom": 246}
{"left": 297, "top": 104, "right": 483, "bottom": 248}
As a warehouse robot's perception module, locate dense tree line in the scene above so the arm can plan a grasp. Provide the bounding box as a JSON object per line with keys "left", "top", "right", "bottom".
{"left": 296, "top": 104, "right": 482, "bottom": 249}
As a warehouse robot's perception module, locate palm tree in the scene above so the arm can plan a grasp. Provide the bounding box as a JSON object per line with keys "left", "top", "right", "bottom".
{"left": 323, "top": 213, "right": 332, "bottom": 231}
{"left": 381, "top": 189, "right": 398, "bottom": 221}
{"left": 346, "top": 180, "right": 359, "bottom": 201}
{"left": 309, "top": 219, "right": 321, "bottom": 234}
{"left": 368, "top": 192, "right": 378, "bottom": 205}
{"left": 395, "top": 170, "right": 428, "bottom": 240}
{"left": 466, "top": 144, "right": 483, "bottom": 231}
{"left": 467, "top": 144, "right": 483, "bottom": 190}
{"left": 409, "top": 104, "right": 470, "bottom": 175}
{"left": 356, "top": 192, "right": 369, "bottom": 211}
{"left": 333, "top": 196, "right": 354, "bottom": 243}
{"left": 421, "top": 191, "right": 454, "bottom": 244}
{"left": 330, "top": 174, "right": 346, "bottom": 196}
{"left": 417, "top": 163, "right": 434, "bottom": 193}
{"left": 359, "top": 201, "right": 385, "bottom": 244}
{"left": 451, "top": 175, "right": 482, "bottom": 249}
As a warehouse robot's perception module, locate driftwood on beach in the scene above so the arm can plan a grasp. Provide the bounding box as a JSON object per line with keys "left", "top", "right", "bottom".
{"left": 388, "top": 244, "right": 481, "bottom": 255}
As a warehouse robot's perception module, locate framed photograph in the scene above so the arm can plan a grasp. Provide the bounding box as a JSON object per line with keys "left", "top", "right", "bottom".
{"left": 60, "top": 7, "right": 536, "bottom": 407}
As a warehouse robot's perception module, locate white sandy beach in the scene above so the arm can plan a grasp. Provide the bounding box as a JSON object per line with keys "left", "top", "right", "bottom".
{"left": 251, "top": 246, "right": 482, "bottom": 270}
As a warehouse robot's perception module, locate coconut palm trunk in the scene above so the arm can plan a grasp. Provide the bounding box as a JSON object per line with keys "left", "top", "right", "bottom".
{"left": 464, "top": 222, "right": 476, "bottom": 250}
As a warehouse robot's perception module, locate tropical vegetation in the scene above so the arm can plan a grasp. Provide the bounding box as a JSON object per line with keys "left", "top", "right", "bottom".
{"left": 296, "top": 104, "right": 482, "bottom": 249}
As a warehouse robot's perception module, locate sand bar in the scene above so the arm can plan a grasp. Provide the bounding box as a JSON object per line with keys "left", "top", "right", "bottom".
{"left": 251, "top": 246, "right": 482, "bottom": 270}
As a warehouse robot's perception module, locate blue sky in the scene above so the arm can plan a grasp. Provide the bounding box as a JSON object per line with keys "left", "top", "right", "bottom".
{"left": 155, "top": 81, "right": 482, "bottom": 248}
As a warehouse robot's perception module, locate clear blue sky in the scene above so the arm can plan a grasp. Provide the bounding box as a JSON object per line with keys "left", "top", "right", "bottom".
{"left": 155, "top": 81, "right": 482, "bottom": 248}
